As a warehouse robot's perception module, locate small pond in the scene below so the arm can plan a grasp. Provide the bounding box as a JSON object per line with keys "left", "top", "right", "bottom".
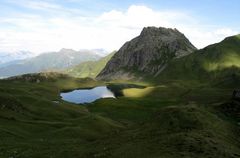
{"left": 60, "top": 86, "right": 116, "bottom": 104}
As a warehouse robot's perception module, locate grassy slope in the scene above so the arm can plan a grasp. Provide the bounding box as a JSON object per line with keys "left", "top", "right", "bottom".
{"left": 0, "top": 72, "right": 239, "bottom": 158}
{"left": 0, "top": 73, "right": 126, "bottom": 158}
{"left": 64, "top": 52, "right": 115, "bottom": 78}
{"left": 158, "top": 34, "right": 240, "bottom": 87}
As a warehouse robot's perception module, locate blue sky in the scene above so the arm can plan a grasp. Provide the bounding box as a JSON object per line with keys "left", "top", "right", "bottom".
{"left": 0, "top": 0, "right": 239, "bottom": 54}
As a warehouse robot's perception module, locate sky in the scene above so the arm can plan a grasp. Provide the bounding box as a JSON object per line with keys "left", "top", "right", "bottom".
{"left": 0, "top": 0, "right": 239, "bottom": 55}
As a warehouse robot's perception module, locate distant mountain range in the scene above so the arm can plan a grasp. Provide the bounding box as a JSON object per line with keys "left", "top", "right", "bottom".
{"left": 0, "top": 51, "right": 35, "bottom": 67}
{"left": 0, "top": 48, "right": 103, "bottom": 78}
{"left": 1, "top": 27, "right": 239, "bottom": 84}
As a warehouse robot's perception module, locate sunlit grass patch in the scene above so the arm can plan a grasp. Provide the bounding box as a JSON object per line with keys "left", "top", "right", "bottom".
{"left": 236, "top": 34, "right": 240, "bottom": 39}
{"left": 203, "top": 52, "right": 240, "bottom": 72}
{"left": 122, "top": 86, "right": 155, "bottom": 98}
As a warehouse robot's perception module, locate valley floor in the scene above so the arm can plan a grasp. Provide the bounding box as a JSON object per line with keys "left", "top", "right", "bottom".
{"left": 0, "top": 75, "right": 239, "bottom": 158}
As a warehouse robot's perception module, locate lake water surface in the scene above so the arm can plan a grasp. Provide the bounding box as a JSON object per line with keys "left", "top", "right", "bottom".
{"left": 60, "top": 86, "right": 115, "bottom": 104}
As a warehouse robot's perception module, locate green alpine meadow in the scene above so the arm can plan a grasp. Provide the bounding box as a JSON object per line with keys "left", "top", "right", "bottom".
{"left": 0, "top": 1, "right": 240, "bottom": 158}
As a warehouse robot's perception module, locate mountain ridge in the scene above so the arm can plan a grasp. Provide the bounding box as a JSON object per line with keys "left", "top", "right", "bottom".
{"left": 97, "top": 26, "right": 196, "bottom": 80}
{"left": 0, "top": 49, "right": 102, "bottom": 78}
{"left": 156, "top": 33, "right": 240, "bottom": 86}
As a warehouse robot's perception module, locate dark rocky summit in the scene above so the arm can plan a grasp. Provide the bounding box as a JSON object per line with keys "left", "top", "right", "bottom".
{"left": 97, "top": 26, "right": 196, "bottom": 80}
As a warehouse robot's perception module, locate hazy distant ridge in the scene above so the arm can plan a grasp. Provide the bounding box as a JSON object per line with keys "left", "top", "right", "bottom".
{"left": 0, "top": 48, "right": 102, "bottom": 78}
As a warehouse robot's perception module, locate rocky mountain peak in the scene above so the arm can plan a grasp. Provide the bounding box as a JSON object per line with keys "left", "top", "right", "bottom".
{"left": 140, "top": 27, "right": 181, "bottom": 37}
{"left": 97, "top": 26, "right": 197, "bottom": 80}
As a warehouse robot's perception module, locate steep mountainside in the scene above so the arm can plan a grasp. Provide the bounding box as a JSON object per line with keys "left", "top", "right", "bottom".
{"left": 0, "top": 49, "right": 101, "bottom": 78}
{"left": 159, "top": 34, "right": 240, "bottom": 86}
{"left": 97, "top": 27, "right": 196, "bottom": 80}
{"left": 64, "top": 51, "right": 115, "bottom": 78}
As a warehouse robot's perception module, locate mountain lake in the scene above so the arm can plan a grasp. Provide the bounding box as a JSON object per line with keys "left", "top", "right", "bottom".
{"left": 60, "top": 86, "right": 116, "bottom": 104}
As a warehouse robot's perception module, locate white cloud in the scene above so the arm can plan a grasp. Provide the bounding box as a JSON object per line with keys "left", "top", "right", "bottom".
{"left": 97, "top": 5, "right": 193, "bottom": 30}
{"left": 20, "top": 1, "right": 62, "bottom": 10}
{"left": 0, "top": 4, "right": 239, "bottom": 54}
{"left": 179, "top": 27, "right": 238, "bottom": 48}
{"left": 214, "top": 28, "right": 238, "bottom": 36}
{"left": 7, "top": 0, "right": 84, "bottom": 16}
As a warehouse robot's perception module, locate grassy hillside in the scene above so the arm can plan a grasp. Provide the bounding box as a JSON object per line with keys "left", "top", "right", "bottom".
{"left": 158, "top": 34, "right": 240, "bottom": 86}
{"left": 0, "top": 72, "right": 240, "bottom": 158}
{"left": 64, "top": 52, "right": 115, "bottom": 78}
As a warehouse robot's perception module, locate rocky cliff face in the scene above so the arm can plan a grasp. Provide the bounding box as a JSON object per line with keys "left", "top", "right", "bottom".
{"left": 97, "top": 27, "right": 196, "bottom": 80}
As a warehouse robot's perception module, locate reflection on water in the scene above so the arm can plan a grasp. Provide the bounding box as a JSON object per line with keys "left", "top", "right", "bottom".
{"left": 60, "top": 86, "right": 115, "bottom": 104}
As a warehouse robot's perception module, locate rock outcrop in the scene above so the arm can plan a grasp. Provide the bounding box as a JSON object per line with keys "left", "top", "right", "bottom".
{"left": 97, "top": 27, "right": 196, "bottom": 80}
